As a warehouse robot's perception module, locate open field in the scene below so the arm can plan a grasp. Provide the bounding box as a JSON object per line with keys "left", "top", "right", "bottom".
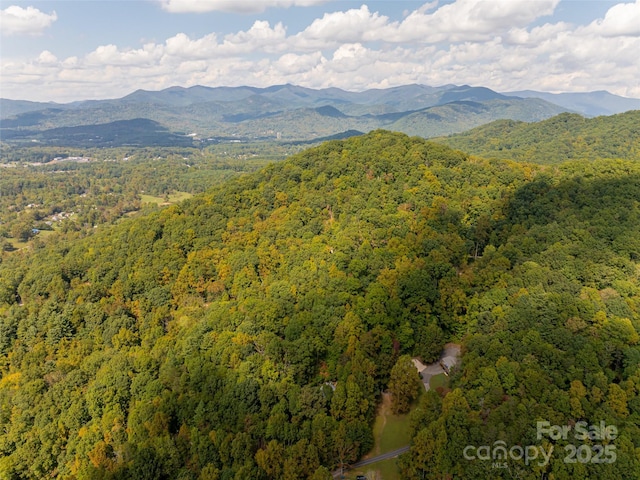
{"left": 429, "top": 373, "right": 448, "bottom": 390}
{"left": 343, "top": 457, "right": 399, "bottom": 480}
{"left": 5, "top": 229, "right": 56, "bottom": 251}
{"left": 140, "top": 191, "right": 193, "bottom": 205}
{"left": 344, "top": 392, "right": 418, "bottom": 479}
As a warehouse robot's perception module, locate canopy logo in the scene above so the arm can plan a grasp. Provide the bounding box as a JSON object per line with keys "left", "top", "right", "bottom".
{"left": 463, "top": 441, "right": 553, "bottom": 467}
{"left": 463, "top": 421, "right": 617, "bottom": 469}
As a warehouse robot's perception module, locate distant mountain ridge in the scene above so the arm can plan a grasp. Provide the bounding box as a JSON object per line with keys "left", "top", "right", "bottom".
{"left": 503, "top": 90, "right": 640, "bottom": 116}
{"left": 0, "top": 118, "right": 194, "bottom": 147}
{"left": 1, "top": 84, "right": 638, "bottom": 146}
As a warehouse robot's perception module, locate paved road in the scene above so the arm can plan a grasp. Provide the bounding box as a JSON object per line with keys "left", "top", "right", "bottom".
{"left": 332, "top": 446, "right": 410, "bottom": 477}
{"left": 352, "top": 446, "right": 410, "bottom": 468}
{"left": 413, "top": 343, "right": 461, "bottom": 391}
{"left": 333, "top": 345, "right": 461, "bottom": 478}
{"left": 419, "top": 362, "right": 445, "bottom": 391}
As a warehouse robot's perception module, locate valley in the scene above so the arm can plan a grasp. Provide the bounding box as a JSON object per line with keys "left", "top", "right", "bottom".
{"left": 1, "top": 120, "right": 639, "bottom": 479}
{"left": 3, "top": 0, "right": 640, "bottom": 477}
{"left": 3, "top": 84, "right": 639, "bottom": 147}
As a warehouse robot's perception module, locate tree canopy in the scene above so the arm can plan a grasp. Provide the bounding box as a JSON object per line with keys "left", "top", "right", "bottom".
{"left": 0, "top": 130, "right": 638, "bottom": 479}
{"left": 436, "top": 110, "right": 640, "bottom": 164}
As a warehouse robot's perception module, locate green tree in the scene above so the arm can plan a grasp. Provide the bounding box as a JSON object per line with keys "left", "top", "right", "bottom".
{"left": 388, "top": 355, "right": 422, "bottom": 414}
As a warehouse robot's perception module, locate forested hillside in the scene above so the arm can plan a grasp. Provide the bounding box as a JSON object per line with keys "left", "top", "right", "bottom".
{"left": 437, "top": 110, "right": 640, "bottom": 164}
{"left": 0, "top": 131, "right": 639, "bottom": 479}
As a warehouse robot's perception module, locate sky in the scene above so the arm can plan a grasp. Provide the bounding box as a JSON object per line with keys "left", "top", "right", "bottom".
{"left": 0, "top": 0, "right": 639, "bottom": 102}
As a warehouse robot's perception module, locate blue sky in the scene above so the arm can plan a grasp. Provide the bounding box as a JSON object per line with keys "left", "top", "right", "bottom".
{"left": 1, "top": 0, "right": 639, "bottom": 102}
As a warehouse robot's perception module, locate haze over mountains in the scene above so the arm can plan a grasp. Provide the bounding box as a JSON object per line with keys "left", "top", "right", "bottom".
{"left": 503, "top": 90, "right": 640, "bottom": 117}
{"left": 2, "top": 84, "right": 639, "bottom": 147}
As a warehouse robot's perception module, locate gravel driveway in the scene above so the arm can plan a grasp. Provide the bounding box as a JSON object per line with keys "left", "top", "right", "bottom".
{"left": 413, "top": 343, "right": 461, "bottom": 391}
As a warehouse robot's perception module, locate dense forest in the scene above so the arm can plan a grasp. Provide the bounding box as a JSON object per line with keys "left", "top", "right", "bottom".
{"left": 0, "top": 131, "right": 638, "bottom": 479}
{"left": 437, "top": 110, "right": 640, "bottom": 164}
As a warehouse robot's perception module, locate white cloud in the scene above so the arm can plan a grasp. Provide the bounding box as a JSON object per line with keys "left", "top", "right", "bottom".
{"left": 299, "top": 5, "right": 391, "bottom": 44}
{"left": 274, "top": 52, "right": 324, "bottom": 75}
{"left": 2, "top": 0, "right": 640, "bottom": 102}
{"left": 0, "top": 5, "right": 57, "bottom": 36}
{"left": 160, "top": 0, "right": 326, "bottom": 14}
{"left": 293, "top": 1, "right": 561, "bottom": 47}
{"left": 62, "top": 56, "right": 78, "bottom": 68}
{"left": 504, "top": 22, "right": 572, "bottom": 47}
{"left": 586, "top": 0, "right": 640, "bottom": 37}
{"left": 157, "top": 22, "right": 288, "bottom": 60}
{"left": 388, "top": 0, "right": 561, "bottom": 43}
{"left": 37, "top": 50, "right": 58, "bottom": 64}
{"left": 86, "top": 43, "right": 164, "bottom": 66}
{"left": 222, "top": 20, "right": 288, "bottom": 54}
{"left": 164, "top": 33, "right": 219, "bottom": 59}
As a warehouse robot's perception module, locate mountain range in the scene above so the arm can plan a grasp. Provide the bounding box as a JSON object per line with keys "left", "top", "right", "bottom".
{"left": 1, "top": 84, "right": 639, "bottom": 146}
{"left": 503, "top": 89, "right": 640, "bottom": 116}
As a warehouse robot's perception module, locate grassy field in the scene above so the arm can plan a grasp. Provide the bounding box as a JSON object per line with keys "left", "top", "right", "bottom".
{"left": 344, "top": 392, "right": 418, "bottom": 479}
{"left": 375, "top": 411, "right": 412, "bottom": 455}
{"left": 6, "top": 229, "right": 56, "bottom": 251}
{"left": 343, "top": 458, "right": 399, "bottom": 480}
{"left": 140, "top": 191, "right": 192, "bottom": 205}
{"left": 430, "top": 373, "right": 448, "bottom": 390}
